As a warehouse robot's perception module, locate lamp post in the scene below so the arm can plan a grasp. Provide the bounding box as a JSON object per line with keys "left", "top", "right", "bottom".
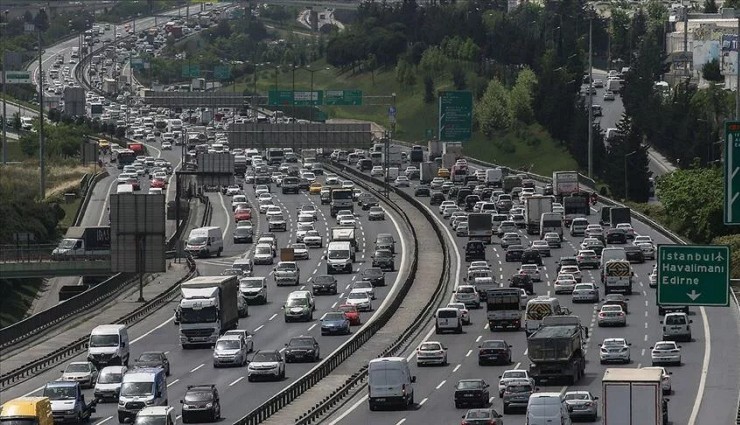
{"left": 587, "top": 11, "right": 594, "bottom": 179}
{"left": 2, "top": 9, "right": 9, "bottom": 165}
{"left": 37, "top": 10, "right": 47, "bottom": 199}
{"left": 624, "top": 150, "right": 638, "bottom": 200}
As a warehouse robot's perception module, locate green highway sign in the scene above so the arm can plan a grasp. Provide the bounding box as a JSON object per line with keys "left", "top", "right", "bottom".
{"left": 214, "top": 65, "right": 231, "bottom": 80}
{"left": 438, "top": 91, "right": 473, "bottom": 142}
{"left": 324, "top": 90, "right": 362, "bottom": 106}
{"left": 657, "top": 245, "right": 730, "bottom": 307}
{"left": 3, "top": 71, "right": 32, "bottom": 84}
{"left": 268, "top": 90, "right": 323, "bottom": 106}
{"left": 725, "top": 121, "right": 740, "bottom": 224}
{"left": 268, "top": 90, "right": 293, "bottom": 106}
{"left": 181, "top": 64, "right": 200, "bottom": 78}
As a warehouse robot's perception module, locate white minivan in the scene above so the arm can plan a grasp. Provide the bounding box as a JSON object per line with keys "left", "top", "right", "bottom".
{"left": 526, "top": 392, "right": 572, "bottom": 425}
{"left": 368, "top": 357, "right": 416, "bottom": 411}
{"left": 87, "top": 324, "right": 130, "bottom": 368}
{"left": 185, "top": 226, "right": 223, "bottom": 257}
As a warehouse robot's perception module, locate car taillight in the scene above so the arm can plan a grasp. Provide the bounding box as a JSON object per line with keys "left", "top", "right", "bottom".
{"left": 402, "top": 384, "right": 407, "bottom": 395}
{"left": 461, "top": 421, "right": 469, "bottom": 425}
{"left": 618, "top": 312, "right": 624, "bottom": 316}
{"left": 584, "top": 401, "right": 593, "bottom": 406}
{"left": 598, "top": 313, "right": 605, "bottom": 317}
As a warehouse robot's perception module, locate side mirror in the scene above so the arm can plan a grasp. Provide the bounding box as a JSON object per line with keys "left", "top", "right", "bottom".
{"left": 411, "top": 376, "right": 416, "bottom": 383}
{"left": 659, "top": 321, "right": 663, "bottom": 324}
{"left": 179, "top": 400, "right": 184, "bottom": 404}
{"left": 689, "top": 320, "right": 693, "bottom": 323}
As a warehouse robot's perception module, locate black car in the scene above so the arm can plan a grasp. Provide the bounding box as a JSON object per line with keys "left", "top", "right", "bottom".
{"left": 430, "top": 191, "right": 446, "bottom": 205}
{"left": 521, "top": 249, "right": 543, "bottom": 266}
{"left": 456, "top": 189, "right": 473, "bottom": 206}
{"left": 465, "top": 241, "right": 486, "bottom": 262}
{"left": 284, "top": 336, "right": 320, "bottom": 363}
{"left": 299, "top": 178, "right": 310, "bottom": 190}
{"left": 181, "top": 385, "right": 220, "bottom": 423}
{"left": 312, "top": 275, "right": 338, "bottom": 295}
{"left": 372, "top": 249, "right": 395, "bottom": 271}
{"left": 478, "top": 340, "right": 512, "bottom": 365}
{"left": 358, "top": 159, "right": 373, "bottom": 171}
{"left": 375, "top": 233, "right": 396, "bottom": 254}
{"left": 505, "top": 245, "right": 524, "bottom": 262}
{"left": 623, "top": 245, "right": 645, "bottom": 263}
{"left": 606, "top": 228, "right": 627, "bottom": 244}
{"left": 556, "top": 256, "right": 578, "bottom": 273}
{"left": 133, "top": 352, "right": 170, "bottom": 376}
{"left": 464, "top": 195, "right": 481, "bottom": 211}
{"left": 509, "top": 274, "right": 534, "bottom": 294}
{"left": 454, "top": 379, "right": 490, "bottom": 409}
{"left": 415, "top": 185, "right": 431, "bottom": 197}
{"left": 233, "top": 226, "right": 253, "bottom": 244}
{"left": 361, "top": 268, "right": 386, "bottom": 286}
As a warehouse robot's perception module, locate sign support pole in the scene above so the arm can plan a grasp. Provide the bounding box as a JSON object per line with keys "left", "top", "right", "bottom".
{"left": 38, "top": 29, "right": 46, "bottom": 199}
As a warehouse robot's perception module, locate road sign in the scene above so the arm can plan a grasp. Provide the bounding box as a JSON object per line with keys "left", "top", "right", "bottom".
{"left": 131, "top": 58, "right": 145, "bottom": 70}
{"left": 725, "top": 121, "right": 740, "bottom": 224}
{"left": 3, "top": 71, "right": 32, "bottom": 84}
{"left": 438, "top": 91, "right": 473, "bottom": 142}
{"left": 657, "top": 245, "right": 730, "bottom": 306}
{"left": 268, "top": 90, "right": 322, "bottom": 106}
{"left": 181, "top": 64, "right": 200, "bottom": 78}
{"left": 325, "top": 90, "right": 362, "bottom": 106}
{"left": 214, "top": 65, "right": 231, "bottom": 80}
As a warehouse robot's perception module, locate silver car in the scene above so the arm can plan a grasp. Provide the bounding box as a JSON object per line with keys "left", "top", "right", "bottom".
{"left": 572, "top": 283, "right": 599, "bottom": 303}
{"left": 599, "top": 338, "right": 631, "bottom": 364}
{"left": 650, "top": 341, "right": 682, "bottom": 366}
{"left": 213, "top": 335, "right": 248, "bottom": 367}
{"left": 564, "top": 391, "right": 598, "bottom": 421}
{"left": 60, "top": 362, "right": 99, "bottom": 388}
{"left": 597, "top": 305, "right": 626, "bottom": 327}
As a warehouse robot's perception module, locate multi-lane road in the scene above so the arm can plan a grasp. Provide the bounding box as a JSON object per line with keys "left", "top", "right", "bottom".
{"left": 326, "top": 159, "right": 740, "bottom": 425}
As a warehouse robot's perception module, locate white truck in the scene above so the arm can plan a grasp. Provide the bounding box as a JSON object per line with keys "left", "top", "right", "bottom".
{"left": 484, "top": 168, "right": 503, "bottom": 187}
{"left": 524, "top": 195, "right": 553, "bottom": 235}
{"left": 552, "top": 171, "right": 579, "bottom": 201}
{"left": 420, "top": 162, "right": 439, "bottom": 184}
{"left": 51, "top": 226, "right": 111, "bottom": 260}
{"left": 331, "top": 226, "right": 358, "bottom": 251}
{"left": 382, "top": 145, "right": 403, "bottom": 167}
{"left": 178, "top": 276, "right": 239, "bottom": 348}
{"left": 427, "top": 140, "right": 443, "bottom": 161}
{"left": 602, "top": 368, "right": 665, "bottom": 425}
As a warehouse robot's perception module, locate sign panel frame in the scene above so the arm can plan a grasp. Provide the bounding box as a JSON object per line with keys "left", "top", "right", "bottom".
{"left": 724, "top": 120, "right": 740, "bottom": 224}
{"left": 656, "top": 244, "right": 730, "bottom": 307}
{"left": 438, "top": 91, "right": 473, "bottom": 142}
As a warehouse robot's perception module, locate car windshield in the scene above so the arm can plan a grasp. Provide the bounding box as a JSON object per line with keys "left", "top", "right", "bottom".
{"left": 216, "top": 340, "right": 241, "bottom": 350}
{"left": 289, "top": 338, "right": 315, "bottom": 347}
{"left": 89, "top": 334, "right": 119, "bottom": 347}
{"left": 184, "top": 391, "right": 213, "bottom": 402}
{"left": 482, "top": 341, "right": 506, "bottom": 349}
{"left": 457, "top": 381, "right": 483, "bottom": 390}
{"left": 329, "top": 250, "right": 350, "bottom": 259}
{"left": 286, "top": 298, "right": 308, "bottom": 307}
{"left": 420, "top": 342, "right": 442, "bottom": 351}
{"left": 277, "top": 263, "right": 296, "bottom": 270}
{"left": 43, "top": 386, "right": 77, "bottom": 400}
{"left": 465, "top": 410, "right": 492, "bottom": 419}
{"left": 565, "top": 393, "right": 590, "bottom": 401}
{"left": 348, "top": 292, "right": 367, "bottom": 300}
{"left": 603, "top": 340, "right": 625, "bottom": 347}
{"left": 655, "top": 343, "right": 675, "bottom": 350}
{"left": 66, "top": 364, "right": 90, "bottom": 373}
{"left": 375, "top": 250, "right": 392, "bottom": 258}
{"left": 134, "top": 416, "right": 166, "bottom": 425}
{"left": 665, "top": 315, "right": 686, "bottom": 325}
{"left": 503, "top": 371, "right": 527, "bottom": 379}
{"left": 188, "top": 236, "right": 207, "bottom": 244}
{"left": 137, "top": 353, "right": 161, "bottom": 362}
{"left": 97, "top": 371, "right": 123, "bottom": 384}
{"left": 323, "top": 313, "right": 345, "bottom": 321}
{"left": 253, "top": 352, "right": 280, "bottom": 362}
{"left": 256, "top": 246, "right": 271, "bottom": 255}
{"left": 120, "top": 382, "right": 153, "bottom": 396}
{"left": 458, "top": 287, "right": 475, "bottom": 293}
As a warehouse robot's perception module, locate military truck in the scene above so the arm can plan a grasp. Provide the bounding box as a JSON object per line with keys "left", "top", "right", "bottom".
{"left": 527, "top": 316, "right": 587, "bottom": 384}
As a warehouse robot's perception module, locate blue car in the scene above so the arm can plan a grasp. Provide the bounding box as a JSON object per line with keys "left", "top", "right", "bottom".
{"left": 320, "top": 312, "right": 351, "bottom": 335}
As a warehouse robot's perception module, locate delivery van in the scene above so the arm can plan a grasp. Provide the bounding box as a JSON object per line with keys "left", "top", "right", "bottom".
{"left": 117, "top": 368, "right": 167, "bottom": 423}
{"left": 88, "top": 324, "right": 130, "bottom": 368}
{"left": 367, "top": 357, "right": 416, "bottom": 410}
{"left": 526, "top": 393, "right": 571, "bottom": 425}
{"left": 185, "top": 227, "right": 223, "bottom": 257}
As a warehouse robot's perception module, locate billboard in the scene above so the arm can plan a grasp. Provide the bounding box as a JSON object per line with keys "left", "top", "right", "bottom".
{"left": 110, "top": 193, "right": 166, "bottom": 273}
{"left": 227, "top": 122, "right": 372, "bottom": 150}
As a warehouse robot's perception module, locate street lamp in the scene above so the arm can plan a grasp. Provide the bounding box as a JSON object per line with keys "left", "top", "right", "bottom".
{"left": 624, "top": 150, "right": 638, "bottom": 200}
{"left": 2, "top": 9, "right": 9, "bottom": 164}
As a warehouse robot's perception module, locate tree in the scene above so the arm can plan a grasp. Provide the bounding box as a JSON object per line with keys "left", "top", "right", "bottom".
{"left": 33, "top": 9, "right": 49, "bottom": 32}
{"left": 419, "top": 46, "right": 448, "bottom": 80}
{"left": 424, "top": 75, "right": 435, "bottom": 104}
{"left": 475, "top": 79, "right": 511, "bottom": 134}
{"left": 451, "top": 65, "right": 466, "bottom": 90}
{"left": 364, "top": 53, "right": 378, "bottom": 85}
{"left": 701, "top": 58, "right": 722, "bottom": 82}
{"left": 509, "top": 68, "right": 537, "bottom": 124}
{"left": 704, "top": 0, "right": 718, "bottom": 13}
{"left": 601, "top": 114, "right": 652, "bottom": 202}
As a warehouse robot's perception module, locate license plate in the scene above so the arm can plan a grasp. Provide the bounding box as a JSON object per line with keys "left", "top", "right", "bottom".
{"left": 374, "top": 398, "right": 386, "bottom": 402}
{"left": 464, "top": 394, "right": 474, "bottom": 397}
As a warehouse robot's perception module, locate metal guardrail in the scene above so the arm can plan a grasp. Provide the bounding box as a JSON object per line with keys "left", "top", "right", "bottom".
{"left": 72, "top": 171, "right": 109, "bottom": 227}
{"left": 233, "top": 163, "right": 422, "bottom": 425}
{"left": 0, "top": 254, "right": 197, "bottom": 390}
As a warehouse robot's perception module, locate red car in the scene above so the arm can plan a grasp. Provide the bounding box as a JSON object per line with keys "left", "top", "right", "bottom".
{"left": 126, "top": 177, "right": 141, "bottom": 191}
{"left": 234, "top": 206, "right": 252, "bottom": 223}
{"left": 339, "top": 304, "right": 361, "bottom": 326}
{"left": 150, "top": 178, "right": 167, "bottom": 189}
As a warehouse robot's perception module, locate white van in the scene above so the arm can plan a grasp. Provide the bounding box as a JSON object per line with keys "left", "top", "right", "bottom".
{"left": 185, "top": 226, "right": 223, "bottom": 257}
{"left": 434, "top": 307, "right": 463, "bottom": 334}
{"left": 600, "top": 247, "right": 627, "bottom": 268}
{"left": 239, "top": 276, "right": 267, "bottom": 305}
{"left": 367, "top": 357, "right": 416, "bottom": 410}
{"left": 117, "top": 184, "right": 134, "bottom": 194}
{"left": 661, "top": 312, "right": 692, "bottom": 341}
{"left": 526, "top": 393, "right": 571, "bottom": 425}
{"left": 326, "top": 241, "right": 353, "bottom": 274}
{"left": 87, "top": 324, "right": 130, "bottom": 368}
{"left": 118, "top": 367, "right": 168, "bottom": 423}
{"left": 134, "top": 407, "right": 175, "bottom": 425}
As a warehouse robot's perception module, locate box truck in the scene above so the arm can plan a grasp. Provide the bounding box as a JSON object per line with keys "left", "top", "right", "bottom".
{"left": 602, "top": 368, "right": 666, "bottom": 425}
{"left": 525, "top": 195, "right": 553, "bottom": 235}
{"left": 51, "top": 226, "right": 111, "bottom": 260}
{"left": 178, "top": 276, "right": 239, "bottom": 348}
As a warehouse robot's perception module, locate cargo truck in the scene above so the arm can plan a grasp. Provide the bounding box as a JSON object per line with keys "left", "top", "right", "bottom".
{"left": 409, "top": 145, "right": 424, "bottom": 163}
{"left": 428, "top": 140, "right": 443, "bottom": 160}
{"left": 525, "top": 195, "right": 553, "bottom": 235}
{"left": 468, "top": 213, "right": 493, "bottom": 244}
{"left": 602, "top": 368, "right": 666, "bottom": 425}
{"left": 443, "top": 142, "right": 463, "bottom": 157}
{"left": 331, "top": 226, "right": 358, "bottom": 252}
{"left": 527, "top": 316, "right": 587, "bottom": 384}
{"left": 485, "top": 168, "right": 503, "bottom": 187}
{"left": 382, "top": 145, "right": 403, "bottom": 167}
{"left": 420, "top": 162, "right": 439, "bottom": 184}
{"left": 600, "top": 206, "right": 612, "bottom": 226}
{"left": 503, "top": 175, "right": 522, "bottom": 193}
{"left": 552, "top": 171, "right": 579, "bottom": 201}
{"left": 486, "top": 288, "right": 521, "bottom": 330}
{"left": 266, "top": 148, "right": 285, "bottom": 165}
{"left": 51, "top": 226, "right": 111, "bottom": 260}
{"left": 563, "top": 195, "right": 590, "bottom": 226}
{"left": 178, "top": 276, "right": 239, "bottom": 348}
{"left": 330, "top": 188, "right": 354, "bottom": 217}
{"left": 441, "top": 153, "right": 457, "bottom": 169}
{"left": 609, "top": 206, "right": 631, "bottom": 226}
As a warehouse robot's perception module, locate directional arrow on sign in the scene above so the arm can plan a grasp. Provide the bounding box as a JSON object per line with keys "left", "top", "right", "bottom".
{"left": 687, "top": 290, "right": 702, "bottom": 301}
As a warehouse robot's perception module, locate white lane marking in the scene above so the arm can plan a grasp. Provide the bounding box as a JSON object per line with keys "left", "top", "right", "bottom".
{"left": 453, "top": 364, "right": 461, "bottom": 372}
{"left": 164, "top": 351, "right": 169, "bottom": 355}
{"left": 308, "top": 324, "right": 317, "bottom": 331}
{"left": 98, "top": 173, "right": 118, "bottom": 225}
{"left": 644, "top": 334, "right": 648, "bottom": 341}
{"left": 254, "top": 325, "right": 264, "bottom": 332}
{"left": 229, "top": 377, "right": 244, "bottom": 386}
{"left": 489, "top": 396, "right": 495, "bottom": 403}
{"left": 269, "top": 313, "right": 277, "bottom": 321}
{"left": 190, "top": 364, "right": 204, "bottom": 373}
{"left": 436, "top": 380, "right": 446, "bottom": 389}
{"left": 688, "top": 307, "right": 711, "bottom": 425}
{"left": 466, "top": 349, "right": 473, "bottom": 357}
{"left": 641, "top": 349, "right": 646, "bottom": 356}
{"left": 331, "top": 301, "right": 338, "bottom": 308}
{"left": 176, "top": 416, "right": 182, "bottom": 421}
{"left": 514, "top": 362, "right": 521, "bottom": 369}
{"left": 167, "top": 379, "right": 179, "bottom": 387}
{"left": 218, "top": 193, "right": 232, "bottom": 239}
{"left": 476, "top": 336, "right": 482, "bottom": 342}
{"left": 131, "top": 317, "right": 172, "bottom": 343}
{"left": 394, "top": 420, "right": 406, "bottom": 425}
{"left": 94, "top": 417, "right": 113, "bottom": 425}
{"left": 279, "top": 347, "right": 286, "bottom": 353}
{"left": 419, "top": 397, "right": 429, "bottom": 406}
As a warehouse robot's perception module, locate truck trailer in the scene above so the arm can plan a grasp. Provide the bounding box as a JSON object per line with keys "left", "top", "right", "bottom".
{"left": 467, "top": 213, "right": 493, "bottom": 244}
{"left": 485, "top": 288, "right": 521, "bottom": 330}
{"left": 420, "top": 162, "right": 439, "bottom": 184}
{"left": 552, "top": 171, "right": 579, "bottom": 201}
{"left": 527, "top": 316, "right": 587, "bottom": 384}
{"left": 178, "top": 276, "right": 239, "bottom": 348}
{"left": 602, "top": 368, "right": 666, "bottom": 425}
{"left": 525, "top": 195, "right": 554, "bottom": 235}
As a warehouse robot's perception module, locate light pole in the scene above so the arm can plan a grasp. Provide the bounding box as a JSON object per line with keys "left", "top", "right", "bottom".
{"left": 2, "top": 9, "right": 9, "bottom": 165}
{"left": 37, "top": 10, "right": 47, "bottom": 199}
{"left": 624, "top": 150, "right": 638, "bottom": 200}
{"left": 587, "top": 12, "right": 594, "bottom": 179}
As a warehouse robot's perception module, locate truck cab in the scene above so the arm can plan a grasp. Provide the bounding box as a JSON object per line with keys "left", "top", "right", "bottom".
{"left": 42, "top": 381, "right": 96, "bottom": 424}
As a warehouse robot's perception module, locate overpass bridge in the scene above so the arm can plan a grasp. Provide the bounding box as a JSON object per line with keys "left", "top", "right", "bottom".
{"left": 0, "top": 245, "right": 112, "bottom": 279}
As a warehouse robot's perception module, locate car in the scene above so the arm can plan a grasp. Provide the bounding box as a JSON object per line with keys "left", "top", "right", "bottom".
{"left": 224, "top": 184, "right": 241, "bottom": 196}
{"left": 649, "top": 266, "right": 658, "bottom": 288}
{"left": 309, "top": 182, "right": 322, "bottom": 194}
{"left": 642, "top": 366, "right": 673, "bottom": 394}
{"left": 662, "top": 312, "right": 692, "bottom": 341}
{"left": 576, "top": 250, "right": 599, "bottom": 269}
{"left": 500, "top": 232, "right": 521, "bottom": 249}
{"left": 285, "top": 336, "right": 320, "bottom": 362}
{"left": 303, "top": 230, "right": 323, "bottom": 248}
{"left": 394, "top": 175, "right": 410, "bottom": 187}
{"left": 559, "top": 265, "right": 582, "bottom": 282}
{"left": 453, "top": 285, "right": 480, "bottom": 308}
{"left": 181, "top": 384, "right": 220, "bottom": 423}
{"left": 454, "top": 379, "right": 490, "bottom": 409}
{"left": 234, "top": 206, "right": 252, "bottom": 223}
{"left": 498, "top": 369, "right": 535, "bottom": 397}
{"left": 247, "top": 350, "right": 285, "bottom": 381}
{"left": 345, "top": 289, "right": 373, "bottom": 311}
{"left": 603, "top": 90, "right": 615, "bottom": 101}
{"left": 443, "top": 205, "right": 460, "bottom": 218}
{"left": 501, "top": 379, "right": 535, "bottom": 414}
{"left": 368, "top": 206, "right": 386, "bottom": 220}
{"left": 273, "top": 261, "right": 300, "bottom": 286}
{"left": 223, "top": 329, "right": 255, "bottom": 353}
{"left": 212, "top": 335, "right": 248, "bottom": 367}
{"left": 438, "top": 167, "right": 450, "bottom": 178}
{"left": 161, "top": 141, "right": 172, "bottom": 150}
{"left": 255, "top": 184, "right": 270, "bottom": 196}
{"left": 456, "top": 222, "right": 469, "bottom": 237}
{"left": 416, "top": 341, "right": 448, "bottom": 366}
{"left": 60, "top": 361, "right": 99, "bottom": 388}
{"left": 635, "top": 241, "right": 656, "bottom": 259}
{"left": 650, "top": 341, "right": 682, "bottom": 366}
{"left": 518, "top": 288, "right": 529, "bottom": 309}
{"left": 634, "top": 235, "right": 653, "bottom": 245}
{"left": 414, "top": 185, "right": 431, "bottom": 197}
{"left": 447, "top": 302, "right": 471, "bottom": 325}
{"left": 320, "top": 311, "right": 351, "bottom": 336}
{"left": 460, "top": 408, "right": 504, "bottom": 425}
{"left": 599, "top": 338, "right": 631, "bottom": 364}
{"left": 597, "top": 305, "right": 626, "bottom": 327}
{"left": 338, "top": 304, "right": 361, "bottom": 326}
{"left": 572, "top": 283, "right": 599, "bottom": 303}
{"left": 351, "top": 280, "right": 376, "bottom": 300}
{"left": 133, "top": 351, "right": 170, "bottom": 375}
{"left": 371, "top": 249, "right": 395, "bottom": 271}
{"left": 530, "top": 240, "right": 551, "bottom": 257}
{"left": 623, "top": 245, "right": 645, "bottom": 263}
{"left": 615, "top": 223, "right": 636, "bottom": 238}
{"left": 361, "top": 268, "right": 385, "bottom": 286}
{"left": 233, "top": 224, "right": 253, "bottom": 244}
{"left": 288, "top": 243, "right": 309, "bottom": 260}
{"left": 439, "top": 200, "right": 456, "bottom": 214}
{"left": 337, "top": 213, "right": 357, "bottom": 228}
{"left": 520, "top": 249, "right": 543, "bottom": 266}
{"left": 518, "top": 264, "right": 541, "bottom": 282}
{"left": 603, "top": 293, "right": 629, "bottom": 313}
{"left": 504, "top": 245, "right": 524, "bottom": 262}
{"left": 543, "top": 232, "right": 561, "bottom": 248}
{"left": 606, "top": 228, "right": 628, "bottom": 244}
{"left": 253, "top": 243, "right": 274, "bottom": 265}
{"left": 430, "top": 191, "right": 446, "bottom": 205}
{"left": 564, "top": 391, "right": 599, "bottom": 421}
{"left": 509, "top": 273, "right": 533, "bottom": 294}
{"left": 553, "top": 274, "right": 577, "bottom": 294}
{"left": 477, "top": 340, "right": 512, "bottom": 365}
{"left": 311, "top": 275, "right": 337, "bottom": 295}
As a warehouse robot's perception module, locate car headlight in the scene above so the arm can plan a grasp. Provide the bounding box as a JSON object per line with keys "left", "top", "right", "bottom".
{"left": 183, "top": 405, "right": 190, "bottom": 410}
{"left": 205, "top": 403, "right": 213, "bottom": 409}
{"left": 118, "top": 401, "right": 125, "bottom": 406}
{"left": 145, "top": 399, "right": 155, "bottom": 405}
{"left": 66, "top": 410, "right": 76, "bottom": 414}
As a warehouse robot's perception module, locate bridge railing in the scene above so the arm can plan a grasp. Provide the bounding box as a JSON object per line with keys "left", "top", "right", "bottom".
{"left": 0, "top": 244, "right": 110, "bottom": 263}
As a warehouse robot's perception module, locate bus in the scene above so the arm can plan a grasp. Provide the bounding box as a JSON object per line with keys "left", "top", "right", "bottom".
{"left": 115, "top": 149, "right": 136, "bottom": 169}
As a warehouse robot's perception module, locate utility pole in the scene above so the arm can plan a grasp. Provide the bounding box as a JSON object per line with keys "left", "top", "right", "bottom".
{"left": 683, "top": 3, "right": 688, "bottom": 76}
{"left": 38, "top": 28, "right": 46, "bottom": 198}
{"left": 2, "top": 9, "right": 9, "bottom": 165}
{"left": 588, "top": 16, "right": 594, "bottom": 179}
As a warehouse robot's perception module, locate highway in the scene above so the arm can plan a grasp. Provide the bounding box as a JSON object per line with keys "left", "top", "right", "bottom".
{"left": 326, "top": 159, "right": 740, "bottom": 425}
{"left": 3, "top": 166, "right": 410, "bottom": 425}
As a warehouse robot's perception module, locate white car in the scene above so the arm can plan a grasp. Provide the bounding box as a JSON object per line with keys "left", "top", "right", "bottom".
{"left": 394, "top": 175, "right": 410, "bottom": 187}
{"left": 430, "top": 177, "right": 445, "bottom": 189}
{"left": 498, "top": 369, "right": 535, "bottom": 397}
{"left": 636, "top": 242, "right": 656, "bottom": 259}
{"left": 303, "top": 230, "right": 323, "bottom": 248}
{"left": 634, "top": 235, "right": 653, "bottom": 245}
{"left": 559, "top": 265, "right": 582, "bottom": 282}
{"left": 649, "top": 266, "right": 658, "bottom": 288}
{"left": 518, "top": 264, "right": 541, "bottom": 282}
{"left": 553, "top": 274, "right": 577, "bottom": 294}
{"left": 345, "top": 289, "right": 372, "bottom": 311}
{"left": 416, "top": 341, "right": 448, "bottom": 366}
{"left": 453, "top": 285, "right": 480, "bottom": 309}
{"left": 337, "top": 214, "right": 357, "bottom": 228}
{"left": 650, "top": 341, "right": 681, "bottom": 366}
{"left": 299, "top": 205, "right": 318, "bottom": 220}
{"left": 439, "top": 201, "right": 456, "bottom": 214}
{"left": 253, "top": 244, "right": 274, "bottom": 265}
{"left": 371, "top": 166, "right": 384, "bottom": 177}
{"left": 642, "top": 366, "right": 673, "bottom": 394}
{"left": 290, "top": 243, "right": 309, "bottom": 260}
{"left": 599, "top": 338, "right": 631, "bottom": 364}
{"left": 572, "top": 283, "right": 599, "bottom": 303}
{"left": 296, "top": 223, "right": 314, "bottom": 243}
{"left": 255, "top": 185, "right": 270, "bottom": 196}
{"left": 247, "top": 350, "right": 285, "bottom": 382}
{"left": 232, "top": 195, "right": 248, "bottom": 211}
{"left": 518, "top": 288, "right": 528, "bottom": 309}
{"left": 442, "top": 205, "right": 460, "bottom": 218}
{"left": 224, "top": 185, "right": 241, "bottom": 196}
{"left": 350, "top": 280, "right": 376, "bottom": 300}
{"left": 447, "top": 302, "right": 471, "bottom": 325}
{"left": 60, "top": 362, "right": 99, "bottom": 388}
{"left": 161, "top": 141, "right": 172, "bottom": 150}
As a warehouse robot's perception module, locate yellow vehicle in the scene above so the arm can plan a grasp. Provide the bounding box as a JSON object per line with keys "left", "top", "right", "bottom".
{"left": 309, "top": 182, "right": 322, "bottom": 194}
{"left": 437, "top": 167, "right": 450, "bottom": 178}
{"left": 0, "top": 397, "right": 54, "bottom": 425}
{"left": 98, "top": 139, "right": 110, "bottom": 149}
